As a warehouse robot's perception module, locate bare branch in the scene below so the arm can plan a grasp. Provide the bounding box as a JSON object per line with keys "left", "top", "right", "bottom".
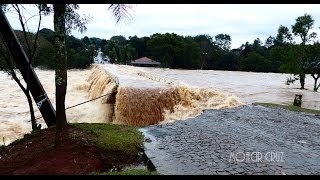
{"left": 13, "top": 4, "right": 32, "bottom": 59}
{"left": 31, "top": 5, "right": 42, "bottom": 61}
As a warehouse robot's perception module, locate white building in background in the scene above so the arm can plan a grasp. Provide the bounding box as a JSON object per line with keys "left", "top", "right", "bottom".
{"left": 94, "top": 48, "right": 110, "bottom": 64}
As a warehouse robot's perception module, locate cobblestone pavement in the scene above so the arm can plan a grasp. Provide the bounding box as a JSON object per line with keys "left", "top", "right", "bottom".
{"left": 139, "top": 105, "right": 320, "bottom": 175}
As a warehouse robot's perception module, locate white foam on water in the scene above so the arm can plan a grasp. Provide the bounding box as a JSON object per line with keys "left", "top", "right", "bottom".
{"left": 2, "top": 64, "right": 319, "bottom": 145}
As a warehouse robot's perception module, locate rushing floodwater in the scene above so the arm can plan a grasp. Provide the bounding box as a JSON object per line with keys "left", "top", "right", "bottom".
{"left": 0, "top": 65, "right": 319, "bottom": 145}
{"left": 140, "top": 67, "right": 320, "bottom": 110}
{"left": 0, "top": 68, "right": 107, "bottom": 145}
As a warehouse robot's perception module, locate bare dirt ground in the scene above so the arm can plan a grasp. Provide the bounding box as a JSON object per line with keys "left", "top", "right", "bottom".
{"left": 0, "top": 125, "right": 117, "bottom": 175}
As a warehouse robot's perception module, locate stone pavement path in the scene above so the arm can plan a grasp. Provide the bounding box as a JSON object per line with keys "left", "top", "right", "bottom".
{"left": 140, "top": 105, "right": 320, "bottom": 175}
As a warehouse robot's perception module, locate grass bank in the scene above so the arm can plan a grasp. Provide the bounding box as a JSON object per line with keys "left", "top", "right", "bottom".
{"left": 253, "top": 102, "right": 320, "bottom": 115}
{"left": 0, "top": 123, "right": 156, "bottom": 175}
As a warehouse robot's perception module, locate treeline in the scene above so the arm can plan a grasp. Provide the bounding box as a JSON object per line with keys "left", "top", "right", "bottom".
{"left": 99, "top": 13, "right": 320, "bottom": 91}
{"left": 1, "top": 14, "right": 320, "bottom": 80}
{"left": 0, "top": 28, "right": 95, "bottom": 69}
{"left": 99, "top": 32, "right": 320, "bottom": 74}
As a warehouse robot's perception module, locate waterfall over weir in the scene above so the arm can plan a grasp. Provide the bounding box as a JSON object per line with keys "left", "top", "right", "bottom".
{"left": 87, "top": 65, "right": 242, "bottom": 125}
{"left": 5, "top": 63, "right": 320, "bottom": 145}
{"left": 0, "top": 65, "right": 243, "bottom": 145}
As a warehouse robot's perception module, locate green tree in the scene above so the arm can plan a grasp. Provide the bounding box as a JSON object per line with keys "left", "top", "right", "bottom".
{"left": 148, "top": 33, "right": 201, "bottom": 69}
{"left": 110, "top": 35, "right": 127, "bottom": 46}
{"left": 82, "top": 36, "right": 90, "bottom": 45}
{"left": 39, "top": 28, "right": 55, "bottom": 44}
{"left": 269, "top": 46, "right": 287, "bottom": 72}
{"left": 292, "top": 14, "right": 317, "bottom": 45}
{"left": 214, "top": 34, "right": 231, "bottom": 51}
{"left": 278, "top": 45, "right": 305, "bottom": 86}
{"left": 105, "top": 40, "right": 122, "bottom": 63}
{"left": 264, "top": 36, "right": 275, "bottom": 49}
{"left": 88, "top": 44, "right": 96, "bottom": 62}
{"left": 304, "top": 59, "right": 320, "bottom": 91}
{"left": 128, "top": 35, "right": 149, "bottom": 59}
{"left": 100, "top": 39, "right": 107, "bottom": 51}
{"left": 34, "top": 34, "right": 55, "bottom": 69}
{"left": 37, "top": 27, "right": 93, "bottom": 69}
{"left": 275, "top": 25, "right": 293, "bottom": 46}
{"left": 193, "top": 34, "right": 213, "bottom": 69}
{"left": 220, "top": 50, "right": 240, "bottom": 71}
{"left": 302, "top": 44, "right": 320, "bottom": 91}
{"left": 252, "top": 38, "right": 267, "bottom": 56}
{"left": 240, "top": 52, "right": 272, "bottom": 72}
{"left": 124, "top": 44, "right": 135, "bottom": 64}
{"left": 291, "top": 13, "right": 317, "bottom": 89}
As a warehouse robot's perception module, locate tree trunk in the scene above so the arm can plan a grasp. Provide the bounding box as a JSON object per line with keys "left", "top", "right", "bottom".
{"left": 311, "top": 74, "right": 320, "bottom": 92}
{"left": 10, "top": 70, "right": 38, "bottom": 130}
{"left": 26, "top": 60, "right": 38, "bottom": 130}
{"left": 54, "top": 4, "right": 68, "bottom": 145}
{"left": 299, "top": 73, "right": 305, "bottom": 89}
{"left": 26, "top": 91, "right": 37, "bottom": 129}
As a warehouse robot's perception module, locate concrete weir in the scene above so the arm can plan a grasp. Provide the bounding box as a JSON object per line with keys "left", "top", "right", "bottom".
{"left": 86, "top": 64, "right": 242, "bottom": 126}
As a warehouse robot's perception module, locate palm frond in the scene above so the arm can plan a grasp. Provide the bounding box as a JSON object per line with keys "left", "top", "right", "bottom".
{"left": 108, "top": 4, "right": 132, "bottom": 24}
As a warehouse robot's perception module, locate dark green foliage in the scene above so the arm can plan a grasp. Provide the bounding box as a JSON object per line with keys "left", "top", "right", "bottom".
{"left": 214, "top": 34, "right": 231, "bottom": 51}
{"left": 81, "top": 36, "right": 90, "bottom": 46}
{"left": 128, "top": 35, "right": 149, "bottom": 59}
{"left": 39, "top": 28, "right": 55, "bottom": 44}
{"left": 147, "top": 33, "right": 201, "bottom": 69}
{"left": 240, "top": 52, "right": 272, "bottom": 72}
{"left": 3, "top": 13, "right": 320, "bottom": 74}
{"left": 275, "top": 25, "right": 293, "bottom": 46}
{"left": 291, "top": 14, "right": 317, "bottom": 89}
{"left": 0, "top": 4, "right": 8, "bottom": 12}
{"left": 33, "top": 36, "right": 55, "bottom": 69}
{"left": 292, "top": 14, "right": 316, "bottom": 45}
{"left": 265, "top": 36, "right": 275, "bottom": 48}
{"left": 1, "top": 28, "right": 93, "bottom": 70}
{"left": 192, "top": 34, "right": 213, "bottom": 69}
{"left": 220, "top": 50, "right": 240, "bottom": 71}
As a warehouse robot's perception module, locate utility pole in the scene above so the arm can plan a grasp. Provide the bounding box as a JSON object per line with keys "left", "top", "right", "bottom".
{"left": 0, "top": 8, "right": 56, "bottom": 126}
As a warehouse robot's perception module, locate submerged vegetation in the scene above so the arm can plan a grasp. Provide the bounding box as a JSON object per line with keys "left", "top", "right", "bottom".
{"left": 253, "top": 102, "right": 320, "bottom": 115}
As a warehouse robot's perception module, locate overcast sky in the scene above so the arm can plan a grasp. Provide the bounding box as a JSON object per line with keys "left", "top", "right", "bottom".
{"left": 5, "top": 4, "right": 320, "bottom": 49}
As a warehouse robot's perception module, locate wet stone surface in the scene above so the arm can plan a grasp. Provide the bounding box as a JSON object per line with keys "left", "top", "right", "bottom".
{"left": 140, "top": 105, "right": 320, "bottom": 175}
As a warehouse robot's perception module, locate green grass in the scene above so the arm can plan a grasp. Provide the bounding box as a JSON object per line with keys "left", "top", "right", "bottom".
{"left": 253, "top": 102, "right": 320, "bottom": 115}
{"left": 72, "top": 123, "right": 144, "bottom": 163}
{"left": 91, "top": 169, "right": 159, "bottom": 175}
{"left": 0, "top": 145, "right": 4, "bottom": 152}
{"left": 5, "top": 127, "right": 42, "bottom": 146}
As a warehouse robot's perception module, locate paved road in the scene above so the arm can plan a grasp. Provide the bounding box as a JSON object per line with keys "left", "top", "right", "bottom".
{"left": 140, "top": 105, "right": 320, "bottom": 175}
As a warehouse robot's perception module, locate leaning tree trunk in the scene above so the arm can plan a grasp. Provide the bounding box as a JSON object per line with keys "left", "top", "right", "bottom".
{"left": 54, "top": 4, "right": 68, "bottom": 145}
